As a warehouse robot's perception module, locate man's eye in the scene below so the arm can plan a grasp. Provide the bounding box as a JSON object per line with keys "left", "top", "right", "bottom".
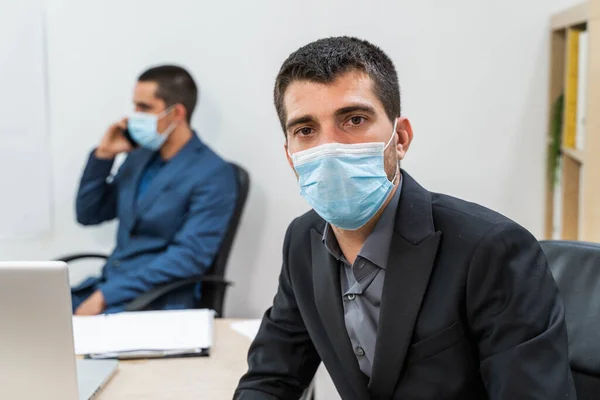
{"left": 349, "top": 116, "right": 365, "bottom": 125}
{"left": 297, "top": 127, "right": 313, "bottom": 136}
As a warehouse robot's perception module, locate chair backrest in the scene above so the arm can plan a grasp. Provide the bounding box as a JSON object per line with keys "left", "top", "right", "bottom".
{"left": 198, "top": 163, "right": 250, "bottom": 314}
{"left": 540, "top": 240, "right": 600, "bottom": 399}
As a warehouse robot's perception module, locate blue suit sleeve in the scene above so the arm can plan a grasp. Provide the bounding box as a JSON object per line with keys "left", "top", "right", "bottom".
{"left": 98, "top": 163, "right": 238, "bottom": 307}
{"left": 75, "top": 150, "right": 120, "bottom": 226}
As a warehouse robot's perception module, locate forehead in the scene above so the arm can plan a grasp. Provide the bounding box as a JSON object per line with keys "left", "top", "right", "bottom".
{"left": 283, "top": 70, "right": 384, "bottom": 123}
{"left": 133, "top": 81, "right": 160, "bottom": 102}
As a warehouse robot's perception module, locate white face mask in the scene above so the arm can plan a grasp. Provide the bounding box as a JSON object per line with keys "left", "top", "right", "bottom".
{"left": 127, "top": 107, "right": 177, "bottom": 150}
{"left": 288, "top": 120, "right": 398, "bottom": 230}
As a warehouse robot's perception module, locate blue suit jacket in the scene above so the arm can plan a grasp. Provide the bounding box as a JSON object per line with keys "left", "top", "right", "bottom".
{"left": 74, "top": 134, "right": 237, "bottom": 312}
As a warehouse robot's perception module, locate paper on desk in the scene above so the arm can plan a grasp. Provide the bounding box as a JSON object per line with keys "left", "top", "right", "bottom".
{"left": 230, "top": 319, "right": 261, "bottom": 340}
{"left": 72, "top": 309, "right": 214, "bottom": 356}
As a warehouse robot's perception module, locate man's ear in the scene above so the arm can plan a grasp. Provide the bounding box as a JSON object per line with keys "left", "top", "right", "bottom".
{"left": 395, "top": 117, "right": 414, "bottom": 160}
{"left": 174, "top": 104, "right": 187, "bottom": 122}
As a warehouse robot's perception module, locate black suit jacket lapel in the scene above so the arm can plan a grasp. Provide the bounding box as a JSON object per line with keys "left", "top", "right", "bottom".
{"left": 369, "top": 171, "right": 442, "bottom": 400}
{"left": 311, "top": 230, "right": 370, "bottom": 399}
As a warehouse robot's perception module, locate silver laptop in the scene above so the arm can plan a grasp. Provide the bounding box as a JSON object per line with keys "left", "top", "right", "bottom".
{"left": 0, "top": 262, "right": 118, "bottom": 399}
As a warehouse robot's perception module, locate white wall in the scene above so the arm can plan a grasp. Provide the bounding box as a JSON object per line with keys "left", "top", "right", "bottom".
{"left": 0, "top": 0, "right": 582, "bottom": 397}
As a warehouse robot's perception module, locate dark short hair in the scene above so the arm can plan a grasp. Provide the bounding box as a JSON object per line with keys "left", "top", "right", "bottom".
{"left": 138, "top": 65, "right": 198, "bottom": 123}
{"left": 274, "top": 36, "right": 400, "bottom": 135}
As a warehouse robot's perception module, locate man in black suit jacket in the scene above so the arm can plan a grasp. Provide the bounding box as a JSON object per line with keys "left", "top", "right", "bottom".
{"left": 235, "top": 37, "right": 575, "bottom": 399}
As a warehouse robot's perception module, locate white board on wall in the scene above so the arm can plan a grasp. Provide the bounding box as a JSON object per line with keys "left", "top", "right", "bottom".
{"left": 0, "top": 0, "right": 52, "bottom": 239}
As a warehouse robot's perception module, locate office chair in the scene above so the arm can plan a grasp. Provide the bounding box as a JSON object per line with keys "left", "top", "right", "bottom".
{"left": 58, "top": 163, "right": 250, "bottom": 317}
{"left": 540, "top": 240, "right": 600, "bottom": 400}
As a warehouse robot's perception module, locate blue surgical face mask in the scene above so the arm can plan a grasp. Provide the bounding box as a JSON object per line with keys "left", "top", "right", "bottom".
{"left": 290, "top": 120, "right": 399, "bottom": 231}
{"left": 127, "top": 107, "right": 177, "bottom": 150}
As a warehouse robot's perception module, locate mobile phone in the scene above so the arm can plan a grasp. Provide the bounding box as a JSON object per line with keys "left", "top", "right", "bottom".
{"left": 122, "top": 128, "right": 138, "bottom": 148}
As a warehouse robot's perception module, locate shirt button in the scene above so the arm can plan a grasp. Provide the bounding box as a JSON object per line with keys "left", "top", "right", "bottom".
{"left": 113, "top": 260, "right": 120, "bottom": 267}
{"left": 355, "top": 346, "right": 365, "bottom": 357}
{"left": 346, "top": 294, "right": 356, "bottom": 301}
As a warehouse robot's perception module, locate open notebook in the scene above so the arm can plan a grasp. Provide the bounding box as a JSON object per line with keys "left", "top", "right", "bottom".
{"left": 72, "top": 309, "right": 214, "bottom": 359}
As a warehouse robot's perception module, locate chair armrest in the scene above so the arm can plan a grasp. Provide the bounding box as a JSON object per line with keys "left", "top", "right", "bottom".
{"left": 55, "top": 253, "right": 108, "bottom": 263}
{"left": 124, "top": 274, "right": 232, "bottom": 312}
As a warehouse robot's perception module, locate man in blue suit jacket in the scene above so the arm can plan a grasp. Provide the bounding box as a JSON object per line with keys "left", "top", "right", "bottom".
{"left": 73, "top": 65, "right": 237, "bottom": 315}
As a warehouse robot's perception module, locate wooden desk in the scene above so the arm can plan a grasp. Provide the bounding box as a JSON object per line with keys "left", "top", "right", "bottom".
{"left": 97, "top": 319, "right": 252, "bottom": 399}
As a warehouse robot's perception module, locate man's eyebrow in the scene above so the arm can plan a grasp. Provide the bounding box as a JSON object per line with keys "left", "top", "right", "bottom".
{"left": 285, "top": 104, "right": 376, "bottom": 131}
{"left": 286, "top": 114, "right": 317, "bottom": 131}
{"left": 334, "top": 104, "right": 377, "bottom": 117}
{"left": 134, "top": 101, "right": 152, "bottom": 109}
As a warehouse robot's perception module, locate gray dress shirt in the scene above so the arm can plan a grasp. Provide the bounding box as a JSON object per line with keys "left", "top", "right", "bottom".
{"left": 322, "top": 179, "right": 402, "bottom": 378}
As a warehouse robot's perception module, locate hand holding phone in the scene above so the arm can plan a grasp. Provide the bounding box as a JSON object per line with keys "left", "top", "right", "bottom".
{"left": 95, "top": 118, "right": 136, "bottom": 159}
{"left": 122, "top": 128, "right": 138, "bottom": 148}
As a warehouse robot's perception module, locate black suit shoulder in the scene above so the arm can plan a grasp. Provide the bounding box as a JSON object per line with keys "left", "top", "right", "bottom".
{"left": 430, "top": 191, "right": 536, "bottom": 247}
{"left": 432, "top": 191, "right": 511, "bottom": 227}
{"left": 289, "top": 191, "right": 537, "bottom": 249}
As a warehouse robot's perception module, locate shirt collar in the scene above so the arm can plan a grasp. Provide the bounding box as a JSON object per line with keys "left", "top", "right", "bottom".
{"left": 322, "top": 175, "right": 403, "bottom": 269}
